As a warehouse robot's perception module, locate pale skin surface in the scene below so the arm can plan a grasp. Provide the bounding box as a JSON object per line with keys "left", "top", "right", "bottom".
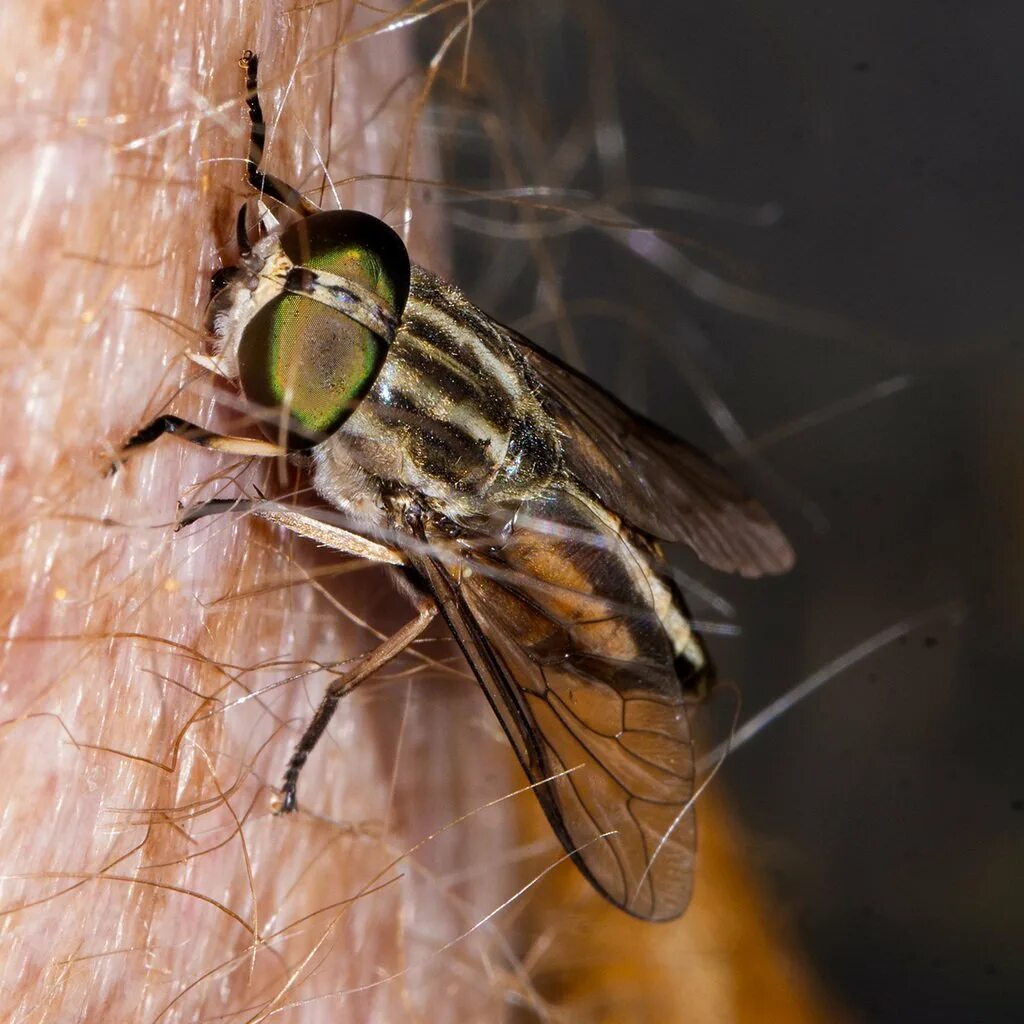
{"left": 1, "top": 3, "right": 843, "bottom": 1022}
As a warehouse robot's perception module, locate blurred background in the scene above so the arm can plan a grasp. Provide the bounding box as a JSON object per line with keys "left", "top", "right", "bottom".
{"left": 421, "top": 2, "right": 1023, "bottom": 1020}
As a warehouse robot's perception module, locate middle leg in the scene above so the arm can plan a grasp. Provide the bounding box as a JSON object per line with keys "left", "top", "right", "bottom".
{"left": 179, "top": 497, "right": 406, "bottom": 567}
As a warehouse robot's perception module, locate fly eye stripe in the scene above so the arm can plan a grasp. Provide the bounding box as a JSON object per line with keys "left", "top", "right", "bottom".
{"left": 282, "top": 265, "right": 399, "bottom": 346}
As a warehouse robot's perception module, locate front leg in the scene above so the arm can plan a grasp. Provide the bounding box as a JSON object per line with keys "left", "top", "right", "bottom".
{"left": 108, "top": 415, "right": 287, "bottom": 473}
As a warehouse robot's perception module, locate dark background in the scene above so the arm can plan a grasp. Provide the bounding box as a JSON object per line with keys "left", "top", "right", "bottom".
{"left": 424, "top": 2, "right": 1023, "bottom": 1021}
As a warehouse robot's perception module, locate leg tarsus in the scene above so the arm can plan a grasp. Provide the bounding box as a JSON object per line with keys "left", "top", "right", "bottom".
{"left": 175, "top": 497, "right": 258, "bottom": 530}
{"left": 124, "top": 415, "right": 206, "bottom": 451}
{"left": 106, "top": 416, "right": 203, "bottom": 476}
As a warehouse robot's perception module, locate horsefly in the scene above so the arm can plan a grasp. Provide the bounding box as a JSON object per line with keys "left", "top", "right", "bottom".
{"left": 116, "top": 51, "right": 794, "bottom": 921}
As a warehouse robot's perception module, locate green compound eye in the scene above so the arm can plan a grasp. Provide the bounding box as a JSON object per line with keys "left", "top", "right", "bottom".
{"left": 238, "top": 211, "right": 410, "bottom": 450}
{"left": 239, "top": 294, "right": 384, "bottom": 448}
{"left": 281, "top": 210, "right": 410, "bottom": 315}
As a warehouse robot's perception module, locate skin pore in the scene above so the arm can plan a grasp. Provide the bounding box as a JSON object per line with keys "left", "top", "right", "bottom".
{"left": 2, "top": 3, "right": 837, "bottom": 1021}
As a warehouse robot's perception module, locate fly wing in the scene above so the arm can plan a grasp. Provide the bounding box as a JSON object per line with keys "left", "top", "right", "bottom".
{"left": 408, "top": 488, "right": 699, "bottom": 920}
{"left": 510, "top": 330, "right": 795, "bottom": 577}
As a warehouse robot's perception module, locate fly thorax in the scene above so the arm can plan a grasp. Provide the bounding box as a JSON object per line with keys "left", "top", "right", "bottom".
{"left": 338, "top": 354, "right": 511, "bottom": 504}
{"left": 339, "top": 268, "right": 565, "bottom": 507}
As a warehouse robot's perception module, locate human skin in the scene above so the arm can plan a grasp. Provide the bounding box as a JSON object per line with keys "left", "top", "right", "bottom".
{"left": 0, "top": 4, "right": 525, "bottom": 1021}
{"left": 1, "top": 3, "right": 843, "bottom": 1022}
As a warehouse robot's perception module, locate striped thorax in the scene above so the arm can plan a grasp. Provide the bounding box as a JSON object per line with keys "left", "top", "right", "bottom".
{"left": 340, "top": 267, "right": 562, "bottom": 515}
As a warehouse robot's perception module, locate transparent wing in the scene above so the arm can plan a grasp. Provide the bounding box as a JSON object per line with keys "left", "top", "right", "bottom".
{"left": 409, "top": 488, "right": 699, "bottom": 920}
{"left": 511, "top": 330, "right": 795, "bottom": 577}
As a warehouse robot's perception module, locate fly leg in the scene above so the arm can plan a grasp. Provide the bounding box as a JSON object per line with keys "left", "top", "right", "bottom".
{"left": 277, "top": 600, "right": 438, "bottom": 813}
{"left": 178, "top": 497, "right": 406, "bottom": 566}
{"left": 173, "top": 492, "right": 427, "bottom": 811}
{"left": 239, "top": 51, "right": 320, "bottom": 218}
{"left": 107, "top": 415, "right": 286, "bottom": 474}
